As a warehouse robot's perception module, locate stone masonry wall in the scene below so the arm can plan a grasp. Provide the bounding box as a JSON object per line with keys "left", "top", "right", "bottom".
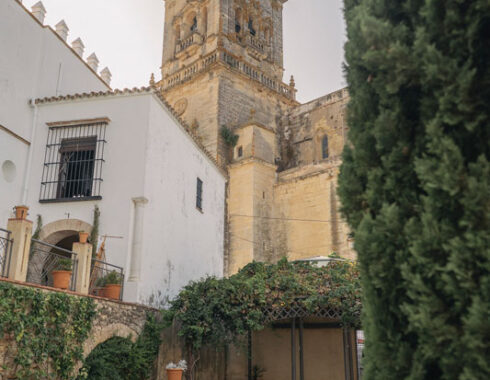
{"left": 0, "top": 280, "right": 154, "bottom": 379}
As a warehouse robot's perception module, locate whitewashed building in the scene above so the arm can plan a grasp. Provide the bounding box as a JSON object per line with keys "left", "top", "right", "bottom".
{"left": 0, "top": 0, "right": 226, "bottom": 306}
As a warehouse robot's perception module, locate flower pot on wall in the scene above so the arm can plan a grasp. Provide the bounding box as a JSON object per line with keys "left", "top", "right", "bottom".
{"left": 104, "top": 284, "right": 121, "bottom": 300}
{"left": 52, "top": 270, "right": 72, "bottom": 289}
{"left": 166, "top": 369, "right": 184, "bottom": 380}
{"left": 79, "top": 231, "right": 89, "bottom": 244}
{"left": 15, "top": 205, "right": 28, "bottom": 220}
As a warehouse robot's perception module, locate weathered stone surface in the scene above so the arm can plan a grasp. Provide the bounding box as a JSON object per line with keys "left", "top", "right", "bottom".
{"left": 159, "top": 1, "right": 355, "bottom": 274}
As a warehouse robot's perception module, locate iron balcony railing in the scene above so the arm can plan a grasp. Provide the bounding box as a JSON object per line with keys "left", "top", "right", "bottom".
{"left": 0, "top": 228, "right": 13, "bottom": 278}
{"left": 27, "top": 239, "right": 78, "bottom": 291}
{"left": 89, "top": 258, "right": 125, "bottom": 301}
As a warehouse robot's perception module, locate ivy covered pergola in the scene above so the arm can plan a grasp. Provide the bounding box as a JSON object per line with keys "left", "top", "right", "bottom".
{"left": 165, "top": 258, "right": 362, "bottom": 380}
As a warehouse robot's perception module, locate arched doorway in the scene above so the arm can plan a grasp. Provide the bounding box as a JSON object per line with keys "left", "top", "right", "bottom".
{"left": 27, "top": 219, "right": 92, "bottom": 288}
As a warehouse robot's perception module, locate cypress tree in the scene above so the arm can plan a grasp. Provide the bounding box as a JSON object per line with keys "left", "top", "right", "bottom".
{"left": 339, "top": 1, "right": 489, "bottom": 379}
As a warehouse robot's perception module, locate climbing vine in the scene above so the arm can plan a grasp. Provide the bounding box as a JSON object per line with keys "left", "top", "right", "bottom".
{"left": 90, "top": 205, "right": 100, "bottom": 257}
{"left": 0, "top": 282, "right": 96, "bottom": 379}
{"left": 220, "top": 126, "right": 239, "bottom": 147}
{"left": 165, "top": 259, "right": 362, "bottom": 352}
{"left": 29, "top": 214, "right": 43, "bottom": 258}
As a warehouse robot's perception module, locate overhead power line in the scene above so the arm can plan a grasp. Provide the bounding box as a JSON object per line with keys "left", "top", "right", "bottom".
{"left": 229, "top": 233, "right": 332, "bottom": 258}
{"left": 230, "top": 214, "right": 339, "bottom": 224}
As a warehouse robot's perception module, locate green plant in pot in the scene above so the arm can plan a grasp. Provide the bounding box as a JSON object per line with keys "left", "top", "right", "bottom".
{"left": 103, "top": 271, "right": 123, "bottom": 300}
{"left": 52, "top": 258, "right": 73, "bottom": 290}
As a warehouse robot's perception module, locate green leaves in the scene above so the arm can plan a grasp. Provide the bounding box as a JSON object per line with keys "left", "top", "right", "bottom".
{"left": 79, "top": 313, "right": 164, "bottom": 380}
{"left": 339, "top": 0, "right": 489, "bottom": 378}
{"left": 0, "top": 282, "right": 96, "bottom": 379}
{"left": 167, "top": 259, "right": 361, "bottom": 351}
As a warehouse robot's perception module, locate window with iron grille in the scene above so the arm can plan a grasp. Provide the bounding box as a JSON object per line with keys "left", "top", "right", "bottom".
{"left": 196, "top": 178, "right": 203, "bottom": 211}
{"left": 40, "top": 119, "right": 108, "bottom": 203}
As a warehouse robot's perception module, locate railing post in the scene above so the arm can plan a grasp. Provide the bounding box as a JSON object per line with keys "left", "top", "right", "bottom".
{"left": 72, "top": 237, "right": 92, "bottom": 295}
{"left": 6, "top": 205, "right": 33, "bottom": 282}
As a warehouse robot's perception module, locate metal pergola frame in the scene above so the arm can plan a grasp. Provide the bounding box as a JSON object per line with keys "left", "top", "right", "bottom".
{"left": 247, "top": 303, "right": 359, "bottom": 380}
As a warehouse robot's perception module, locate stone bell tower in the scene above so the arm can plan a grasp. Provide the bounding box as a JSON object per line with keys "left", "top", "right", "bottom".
{"left": 158, "top": 0, "right": 297, "bottom": 167}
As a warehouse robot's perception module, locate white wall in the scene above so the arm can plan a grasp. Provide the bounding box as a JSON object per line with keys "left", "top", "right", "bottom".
{"left": 0, "top": 0, "right": 109, "bottom": 222}
{"left": 137, "top": 95, "right": 225, "bottom": 306}
{"left": 14, "top": 92, "right": 225, "bottom": 305}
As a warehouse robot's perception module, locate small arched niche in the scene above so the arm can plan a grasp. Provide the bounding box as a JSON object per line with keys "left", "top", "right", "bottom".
{"left": 235, "top": 8, "right": 243, "bottom": 33}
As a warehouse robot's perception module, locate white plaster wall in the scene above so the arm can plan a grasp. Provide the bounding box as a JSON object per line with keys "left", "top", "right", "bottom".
{"left": 2, "top": 93, "right": 225, "bottom": 305}
{"left": 25, "top": 95, "right": 150, "bottom": 274}
{"left": 137, "top": 96, "right": 226, "bottom": 307}
{"left": 0, "top": 0, "right": 109, "bottom": 229}
{"left": 0, "top": 136, "right": 29, "bottom": 224}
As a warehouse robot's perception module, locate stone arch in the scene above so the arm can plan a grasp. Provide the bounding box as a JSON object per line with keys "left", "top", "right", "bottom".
{"left": 235, "top": 7, "right": 243, "bottom": 33}
{"left": 38, "top": 219, "right": 92, "bottom": 245}
{"left": 184, "top": 10, "right": 198, "bottom": 36}
{"left": 27, "top": 219, "right": 93, "bottom": 286}
{"left": 82, "top": 323, "right": 139, "bottom": 358}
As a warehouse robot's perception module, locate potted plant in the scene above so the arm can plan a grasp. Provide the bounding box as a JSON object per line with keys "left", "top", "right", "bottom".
{"left": 14, "top": 205, "right": 29, "bottom": 220}
{"left": 52, "top": 258, "right": 72, "bottom": 289}
{"left": 166, "top": 360, "right": 187, "bottom": 380}
{"left": 79, "top": 231, "right": 89, "bottom": 244}
{"left": 103, "top": 270, "right": 123, "bottom": 300}
{"left": 94, "top": 275, "right": 107, "bottom": 297}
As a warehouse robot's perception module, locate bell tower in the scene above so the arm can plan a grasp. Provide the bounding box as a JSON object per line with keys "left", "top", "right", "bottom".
{"left": 158, "top": 0, "right": 296, "bottom": 166}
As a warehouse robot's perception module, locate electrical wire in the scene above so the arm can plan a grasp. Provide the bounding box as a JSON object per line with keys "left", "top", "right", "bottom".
{"left": 230, "top": 214, "right": 338, "bottom": 224}
{"left": 229, "top": 233, "right": 331, "bottom": 258}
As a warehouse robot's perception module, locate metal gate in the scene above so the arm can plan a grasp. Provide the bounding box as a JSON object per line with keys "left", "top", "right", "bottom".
{"left": 0, "top": 228, "right": 13, "bottom": 278}
{"left": 27, "top": 239, "right": 78, "bottom": 291}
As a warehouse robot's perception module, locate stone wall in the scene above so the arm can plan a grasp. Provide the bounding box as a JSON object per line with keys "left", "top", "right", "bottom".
{"left": 277, "top": 88, "right": 349, "bottom": 171}
{"left": 273, "top": 164, "right": 355, "bottom": 261}
{"left": 0, "top": 280, "right": 155, "bottom": 378}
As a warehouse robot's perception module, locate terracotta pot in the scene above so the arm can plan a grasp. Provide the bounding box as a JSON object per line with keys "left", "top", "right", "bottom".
{"left": 52, "top": 270, "right": 72, "bottom": 289}
{"left": 166, "top": 369, "right": 184, "bottom": 380}
{"left": 104, "top": 284, "right": 121, "bottom": 300}
{"left": 15, "top": 205, "right": 28, "bottom": 220}
{"left": 79, "top": 231, "right": 89, "bottom": 244}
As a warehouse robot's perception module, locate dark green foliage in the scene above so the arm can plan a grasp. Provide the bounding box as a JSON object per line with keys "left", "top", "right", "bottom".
{"left": 339, "top": 0, "right": 489, "bottom": 379}
{"left": 167, "top": 259, "right": 361, "bottom": 351}
{"left": 0, "top": 282, "right": 96, "bottom": 379}
{"left": 56, "top": 258, "right": 73, "bottom": 271}
{"left": 79, "top": 337, "right": 134, "bottom": 380}
{"left": 90, "top": 206, "right": 100, "bottom": 257}
{"left": 79, "top": 313, "right": 164, "bottom": 380}
{"left": 220, "top": 125, "right": 239, "bottom": 147}
{"left": 105, "top": 270, "right": 123, "bottom": 285}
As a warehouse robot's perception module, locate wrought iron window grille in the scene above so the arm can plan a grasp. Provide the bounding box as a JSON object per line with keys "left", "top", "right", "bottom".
{"left": 40, "top": 120, "right": 107, "bottom": 203}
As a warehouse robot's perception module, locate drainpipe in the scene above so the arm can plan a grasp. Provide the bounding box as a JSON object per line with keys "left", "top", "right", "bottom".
{"left": 21, "top": 99, "right": 38, "bottom": 205}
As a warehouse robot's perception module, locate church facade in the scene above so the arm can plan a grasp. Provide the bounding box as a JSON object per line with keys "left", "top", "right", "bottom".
{"left": 158, "top": 0, "right": 355, "bottom": 274}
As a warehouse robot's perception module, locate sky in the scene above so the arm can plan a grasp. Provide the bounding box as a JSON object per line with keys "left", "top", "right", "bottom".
{"left": 22, "top": 0, "right": 347, "bottom": 103}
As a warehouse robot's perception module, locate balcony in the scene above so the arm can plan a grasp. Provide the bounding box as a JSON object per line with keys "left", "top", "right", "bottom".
{"left": 175, "top": 32, "right": 204, "bottom": 56}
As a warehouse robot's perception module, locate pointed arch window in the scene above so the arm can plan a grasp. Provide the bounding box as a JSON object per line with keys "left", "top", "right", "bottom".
{"left": 322, "top": 135, "right": 329, "bottom": 159}
{"left": 248, "top": 18, "right": 256, "bottom": 36}
{"left": 190, "top": 16, "right": 198, "bottom": 33}
{"left": 235, "top": 9, "right": 242, "bottom": 33}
